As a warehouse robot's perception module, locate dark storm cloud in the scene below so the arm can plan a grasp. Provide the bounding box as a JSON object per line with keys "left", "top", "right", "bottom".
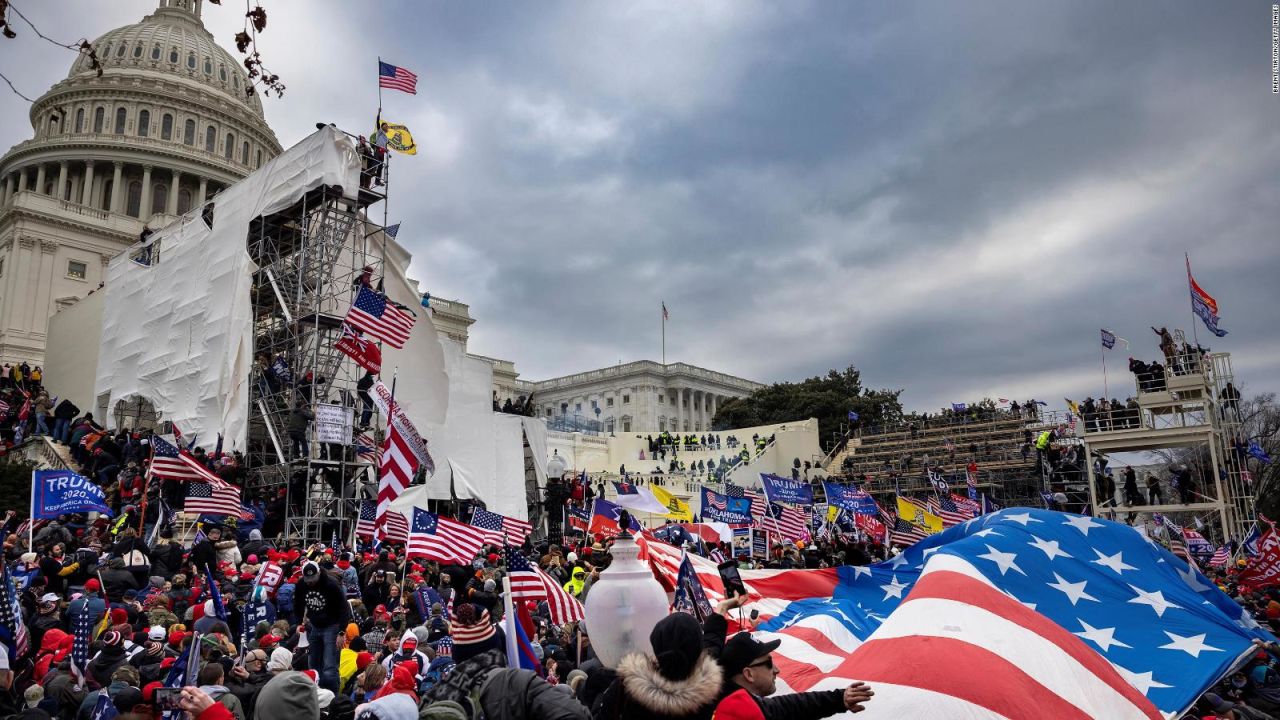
{"left": 2, "top": 1, "right": 1275, "bottom": 412}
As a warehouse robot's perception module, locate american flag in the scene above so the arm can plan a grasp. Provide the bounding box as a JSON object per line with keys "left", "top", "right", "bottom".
{"left": 1157, "top": 515, "right": 1188, "bottom": 560}
{"left": 378, "top": 60, "right": 418, "bottom": 94}
{"left": 70, "top": 595, "right": 94, "bottom": 686}
{"left": 346, "top": 286, "right": 416, "bottom": 349}
{"left": 377, "top": 414, "right": 419, "bottom": 542}
{"left": 762, "top": 503, "right": 808, "bottom": 542}
{"left": 89, "top": 691, "right": 119, "bottom": 720}
{"left": 504, "top": 546, "right": 584, "bottom": 625}
{"left": 470, "top": 508, "right": 533, "bottom": 546}
{"left": 724, "top": 482, "right": 745, "bottom": 497}
{"left": 151, "top": 436, "right": 222, "bottom": 483}
{"left": 0, "top": 560, "right": 28, "bottom": 659}
{"left": 355, "top": 432, "right": 379, "bottom": 464}
{"left": 433, "top": 636, "right": 452, "bottom": 657}
{"left": 185, "top": 481, "right": 242, "bottom": 517}
{"left": 928, "top": 495, "right": 972, "bottom": 527}
{"left": 818, "top": 555, "right": 1162, "bottom": 718}
{"left": 1209, "top": 546, "right": 1230, "bottom": 568}
{"left": 407, "top": 508, "right": 487, "bottom": 565}
{"left": 742, "top": 489, "right": 767, "bottom": 521}
{"left": 355, "top": 500, "right": 408, "bottom": 543}
{"left": 0, "top": 399, "right": 8, "bottom": 418}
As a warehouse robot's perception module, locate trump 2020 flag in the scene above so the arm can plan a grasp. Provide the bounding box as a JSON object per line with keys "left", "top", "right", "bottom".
{"left": 589, "top": 498, "right": 642, "bottom": 537}
{"left": 32, "top": 469, "right": 112, "bottom": 519}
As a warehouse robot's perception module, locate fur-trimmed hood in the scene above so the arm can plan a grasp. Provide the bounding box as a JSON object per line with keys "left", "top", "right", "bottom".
{"left": 617, "top": 651, "right": 723, "bottom": 717}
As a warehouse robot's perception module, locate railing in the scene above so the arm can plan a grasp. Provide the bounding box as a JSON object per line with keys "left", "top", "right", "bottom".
{"left": 6, "top": 435, "right": 71, "bottom": 471}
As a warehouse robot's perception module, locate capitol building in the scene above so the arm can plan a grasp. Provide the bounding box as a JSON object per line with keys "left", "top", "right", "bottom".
{"left": 0, "top": 0, "right": 280, "bottom": 364}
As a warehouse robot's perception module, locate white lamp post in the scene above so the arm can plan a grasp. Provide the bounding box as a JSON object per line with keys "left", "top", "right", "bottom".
{"left": 582, "top": 514, "right": 670, "bottom": 668}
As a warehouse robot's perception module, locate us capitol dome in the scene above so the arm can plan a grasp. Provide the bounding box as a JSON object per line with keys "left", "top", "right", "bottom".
{"left": 0, "top": 0, "right": 282, "bottom": 364}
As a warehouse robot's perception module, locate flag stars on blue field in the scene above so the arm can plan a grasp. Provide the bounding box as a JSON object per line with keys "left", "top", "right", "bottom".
{"left": 1158, "top": 631, "right": 1222, "bottom": 658}
{"left": 1047, "top": 573, "right": 1098, "bottom": 606}
{"left": 1075, "top": 620, "right": 1131, "bottom": 653}
{"left": 1029, "top": 536, "right": 1072, "bottom": 561}
{"left": 1090, "top": 549, "right": 1137, "bottom": 574}
{"left": 976, "top": 544, "right": 1025, "bottom": 576}
{"left": 1126, "top": 585, "right": 1182, "bottom": 617}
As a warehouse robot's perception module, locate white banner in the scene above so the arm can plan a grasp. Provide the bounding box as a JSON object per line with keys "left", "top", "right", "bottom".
{"left": 314, "top": 404, "right": 353, "bottom": 445}
{"left": 371, "top": 381, "right": 431, "bottom": 468}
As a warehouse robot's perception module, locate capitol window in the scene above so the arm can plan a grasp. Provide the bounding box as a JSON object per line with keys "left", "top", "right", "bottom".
{"left": 93, "top": 107, "right": 105, "bottom": 133}
{"left": 205, "top": 126, "right": 216, "bottom": 152}
{"left": 133, "top": 43, "right": 143, "bottom": 58}
{"left": 126, "top": 182, "right": 142, "bottom": 217}
{"left": 66, "top": 261, "right": 87, "bottom": 280}
{"left": 622, "top": 394, "right": 631, "bottom": 404}
{"left": 169, "top": 47, "right": 178, "bottom": 64}
{"left": 114, "top": 108, "right": 127, "bottom": 135}
{"left": 138, "top": 110, "right": 150, "bottom": 137}
{"left": 161, "top": 114, "right": 173, "bottom": 141}
{"left": 241, "top": 142, "right": 250, "bottom": 165}
{"left": 219, "top": 66, "right": 227, "bottom": 82}
{"left": 187, "top": 53, "right": 196, "bottom": 70}
{"left": 74, "top": 108, "right": 84, "bottom": 133}
{"left": 204, "top": 57, "right": 212, "bottom": 75}
{"left": 151, "top": 45, "right": 161, "bottom": 61}
{"left": 116, "top": 43, "right": 126, "bottom": 58}
{"left": 255, "top": 149, "right": 262, "bottom": 168}
{"left": 0, "top": 259, "right": 5, "bottom": 277}
{"left": 184, "top": 119, "right": 196, "bottom": 146}
{"left": 224, "top": 133, "right": 234, "bottom": 160}
{"left": 606, "top": 397, "right": 614, "bottom": 407}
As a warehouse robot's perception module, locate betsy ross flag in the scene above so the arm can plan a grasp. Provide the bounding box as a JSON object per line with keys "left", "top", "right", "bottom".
{"left": 356, "top": 500, "right": 408, "bottom": 543}
{"left": 346, "top": 286, "right": 416, "bottom": 349}
{"left": 504, "top": 546, "right": 584, "bottom": 625}
{"left": 151, "top": 435, "right": 221, "bottom": 482}
{"left": 378, "top": 60, "right": 418, "bottom": 94}
{"left": 335, "top": 322, "right": 382, "bottom": 374}
{"left": 407, "top": 508, "right": 487, "bottom": 565}
{"left": 470, "top": 508, "right": 533, "bottom": 546}
{"left": 185, "top": 481, "right": 243, "bottom": 517}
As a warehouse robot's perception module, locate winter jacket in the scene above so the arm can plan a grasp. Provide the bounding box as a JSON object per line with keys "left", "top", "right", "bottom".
{"left": 593, "top": 653, "right": 721, "bottom": 720}
{"left": 482, "top": 667, "right": 591, "bottom": 720}
{"left": 53, "top": 399, "right": 80, "bottom": 420}
{"left": 293, "top": 574, "right": 352, "bottom": 629}
{"left": 200, "top": 683, "right": 247, "bottom": 720}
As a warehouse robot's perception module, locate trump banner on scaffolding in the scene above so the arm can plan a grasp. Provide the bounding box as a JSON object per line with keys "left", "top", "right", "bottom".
{"left": 32, "top": 469, "right": 113, "bottom": 519}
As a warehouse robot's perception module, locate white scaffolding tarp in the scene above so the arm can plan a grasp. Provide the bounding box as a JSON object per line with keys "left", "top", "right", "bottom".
{"left": 95, "top": 127, "right": 361, "bottom": 449}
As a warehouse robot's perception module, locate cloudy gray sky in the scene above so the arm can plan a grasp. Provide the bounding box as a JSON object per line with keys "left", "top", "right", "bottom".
{"left": 3, "top": 1, "right": 1277, "bottom": 412}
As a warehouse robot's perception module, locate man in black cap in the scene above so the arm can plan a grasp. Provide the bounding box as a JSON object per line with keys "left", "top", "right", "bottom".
{"left": 292, "top": 560, "right": 351, "bottom": 693}
{"left": 716, "top": 631, "right": 873, "bottom": 718}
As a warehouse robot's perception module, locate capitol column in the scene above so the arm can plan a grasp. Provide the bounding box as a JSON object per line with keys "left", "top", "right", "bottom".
{"left": 55, "top": 162, "right": 68, "bottom": 201}
{"left": 16, "top": 168, "right": 27, "bottom": 193}
{"left": 139, "top": 165, "right": 153, "bottom": 220}
{"left": 34, "top": 164, "right": 46, "bottom": 196}
{"left": 80, "top": 161, "right": 96, "bottom": 206}
{"left": 2, "top": 174, "right": 12, "bottom": 205}
{"left": 109, "top": 162, "right": 124, "bottom": 214}
{"left": 167, "top": 169, "right": 181, "bottom": 214}
{"left": 197, "top": 177, "right": 207, "bottom": 206}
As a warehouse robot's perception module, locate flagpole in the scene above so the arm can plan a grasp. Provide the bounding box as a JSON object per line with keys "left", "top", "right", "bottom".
{"left": 138, "top": 443, "right": 155, "bottom": 535}
{"left": 661, "top": 302, "right": 666, "bottom": 366}
{"left": 1185, "top": 253, "right": 1201, "bottom": 348}
{"left": 28, "top": 470, "right": 34, "bottom": 548}
{"left": 377, "top": 56, "right": 383, "bottom": 114}
{"left": 1101, "top": 339, "right": 1110, "bottom": 402}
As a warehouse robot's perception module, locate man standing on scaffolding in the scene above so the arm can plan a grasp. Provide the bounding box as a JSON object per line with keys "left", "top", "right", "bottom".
{"left": 373, "top": 122, "right": 389, "bottom": 186}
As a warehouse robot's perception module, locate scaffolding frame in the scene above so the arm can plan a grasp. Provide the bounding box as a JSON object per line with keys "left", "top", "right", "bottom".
{"left": 1081, "top": 348, "right": 1250, "bottom": 544}
{"left": 243, "top": 172, "right": 390, "bottom": 545}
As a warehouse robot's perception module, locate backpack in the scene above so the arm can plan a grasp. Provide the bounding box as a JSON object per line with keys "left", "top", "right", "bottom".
{"left": 421, "top": 657, "right": 454, "bottom": 694}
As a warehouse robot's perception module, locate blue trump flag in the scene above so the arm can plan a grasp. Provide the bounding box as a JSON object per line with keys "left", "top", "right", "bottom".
{"left": 32, "top": 469, "right": 112, "bottom": 519}
{"left": 699, "top": 487, "right": 753, "bottom": 525}
{"left": 822, "top": 480, "right": 878, "bottom": 516}
{"left": 847, "top": 410, "right": 859, "bottom": 422}
{"left": 759, "top": 473, "right": 814, "bottom": 506}
{"left": 757, "top": 509, "right": 1275, "bottom": 717}
{"left": 672, "top": 553, "right": 714, "bottom": 622}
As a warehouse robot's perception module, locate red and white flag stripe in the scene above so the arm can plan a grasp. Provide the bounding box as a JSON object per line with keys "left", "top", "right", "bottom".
{"left": 376, "top": 419, "right": 419, "bottom": 542}
{"left": 810, "top": 554, "right": 1161, "bottom": 718}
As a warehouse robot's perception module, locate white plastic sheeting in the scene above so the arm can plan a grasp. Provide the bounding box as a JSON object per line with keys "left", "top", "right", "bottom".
{"left": 95, "top": 127, "right": 359, "bottom": 448}
{"left": 521, "top": 417, "right": 549, "bottom": 491}
{"left": 389, "top": 337, "right": 532, "bottom": 521}
{"left": 378, "top": 233, "right": 448, "bottom": 426}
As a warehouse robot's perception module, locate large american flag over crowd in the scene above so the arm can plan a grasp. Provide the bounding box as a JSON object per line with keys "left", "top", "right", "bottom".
{"left": 638, "top": 508, "right": 1273, "bottom": 717}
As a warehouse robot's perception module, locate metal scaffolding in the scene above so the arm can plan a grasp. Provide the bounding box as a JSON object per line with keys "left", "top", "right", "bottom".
{"left": 243, "top": 173, "right": 389, "bottom": 545}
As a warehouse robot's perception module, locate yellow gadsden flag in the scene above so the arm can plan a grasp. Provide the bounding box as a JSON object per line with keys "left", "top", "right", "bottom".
{"left": 897, "top": 496, "right": 944, "bottom": 535}
{"left": 651, "top": 485, "right": 694, "bottom": 522}
{"left": 378, "top": 121, "right": 417, "bottom": 155}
